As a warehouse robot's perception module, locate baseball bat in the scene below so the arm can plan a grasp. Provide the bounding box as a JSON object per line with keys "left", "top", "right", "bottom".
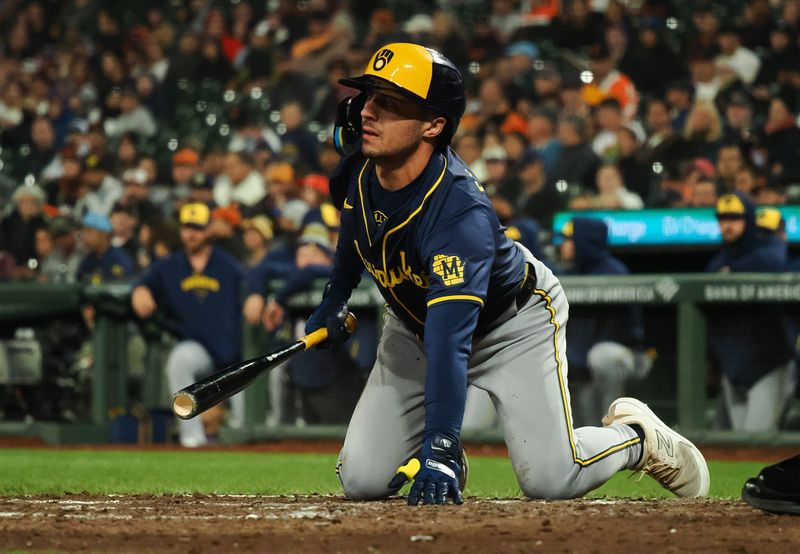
{"left": 171, "top": 312, "right": 357, "bottom": 420}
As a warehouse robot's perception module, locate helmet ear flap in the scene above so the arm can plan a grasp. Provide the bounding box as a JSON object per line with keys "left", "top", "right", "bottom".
{"left": 333, "top": 92, "right": 367, "bottom": 156}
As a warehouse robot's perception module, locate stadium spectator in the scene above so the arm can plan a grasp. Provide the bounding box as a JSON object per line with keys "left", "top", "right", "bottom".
{"left": 716, "top": 25, "right": 761, "bottom": 86}
{"left": 551, "top": 0, "right": 604, "bottom": 51}
{"left": 279, "top": 101, "right": 321, "bottom": 172}
{"left": 706, "top": 193, "right": 794, "bottom": 431}
{"left": 581, "top": 42, "right": 639, "bottom": 121}
{"left": 690, "top": 50, "right": 723, "bottom": 102}
{"left": 116, "top": 167, "right": 162, "bottom": 224}
{"left": 531, "top": 65, "right": 562, "bottom": 110}
{"left": 481, "top": 145, "right": 510, "bottom": 194}
{"left": 753, "top": 22, "right": 799, "bottom": 91}
{"left": 689, "top": 176, "right": 719, "bottom": 208}
{"left": 592, "top": 98, "right": 625, "bottom": 161}
{"left": 733, "top": 166, "right": 760, "bottom": 198}
{"left": 78, "top": 160, "right": 123, "bottom": 217}
{"left": 76, "top": 212, "right": 135, "bottom": 285}
{"left": 527, "top": 107, "right": 561, "bottom": 174}
{"left": 103, "top": 89, "right": 157, "bottom": 139}
{"left": 22, "top": 117, "right": 58, "bottom": 180}
{"left": 209, "top": 205, "right": 245, "bottom": 260}
{"left": 241, "top": 216, "right": 274, "bottom": 268}
{"left": 109, "top": 202, "right": 140, "bottom": 264}
{"left": 502, "top": 148, "right": 561, "bottom": 228}
{"left": 717, "top": 144, "right": 746, "bottom": 190}
{"left": 194, "top": 38, "right": 234, "bottom": 86}
{"left": 214, "top": 150, "right": 266, "bottom": 208}
{"left": 762, "top": 95, "right": 800, "bottom": 186}
{"left": 619, "top": 16, "right": 684, "bottom": 95}
{"left": 0, "top": 184, "right": 48, "bottom": 273}
{"left": 616, "top": 124, "right": 651, "bottom": 201}
{"left": 683, "top": 99, "right": 724, "bottom": 161}
{"left": 453, "top": 133, "right": 486, "bottom": 182}
{"left": 131, "top": 203, "right": 245, "bottom": 447}
{"left": 38, "top": 216, "right": 84, "bottom": 283}
{"left": 550, "top": 114, "right": 600, "bottom": 193}
{"left": 592, "top": 163, "right": 644, "bottom": 210}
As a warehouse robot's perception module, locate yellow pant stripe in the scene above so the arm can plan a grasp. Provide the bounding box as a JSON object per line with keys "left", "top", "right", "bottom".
{"left": 533, "top": 288, "right": 640, "bottom": 467}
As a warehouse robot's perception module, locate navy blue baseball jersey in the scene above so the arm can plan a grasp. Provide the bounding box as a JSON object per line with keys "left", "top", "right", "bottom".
{"left": 138, "top": 248, "right": 245, "bottom": 367}
{"left": 327, "top": 147, "right": 527, "bottom": 438}
{"left": 77, "top": 246, "right": 135, "bottom": 284}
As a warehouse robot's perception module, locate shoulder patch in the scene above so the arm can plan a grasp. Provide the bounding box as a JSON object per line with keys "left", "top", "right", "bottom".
{"left": 432, "top": 254, "right": 465, "bottom": 286}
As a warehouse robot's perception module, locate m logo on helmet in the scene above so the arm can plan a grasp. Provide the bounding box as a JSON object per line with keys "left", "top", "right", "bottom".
{"left": 373, "top": 49, "right": 394, "bottom": 71}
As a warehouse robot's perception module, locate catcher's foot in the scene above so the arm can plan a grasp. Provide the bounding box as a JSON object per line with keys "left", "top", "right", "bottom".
{"left": 602, "top": 397, "right": 710, "bottom": 498}
{"left": 742, "top": 455, "right": 800, "bottom": 515}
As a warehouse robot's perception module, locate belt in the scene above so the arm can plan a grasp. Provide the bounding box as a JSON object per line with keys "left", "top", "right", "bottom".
{"left": 516, "top": 262, "right": 536, "bottom": 310}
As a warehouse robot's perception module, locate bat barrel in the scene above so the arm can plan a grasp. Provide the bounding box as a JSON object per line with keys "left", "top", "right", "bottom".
{"left": 170, "top": 341, "right": 306, "bottom": 420}
{"left": 169, "top": 312, "right": 358, "bottom": 420}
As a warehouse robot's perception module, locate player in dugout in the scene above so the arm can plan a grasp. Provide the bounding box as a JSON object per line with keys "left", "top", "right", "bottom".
{"left": 131, "top": 203, "right": 246, "bottom": 447}
{"left": 305, "top": 43, "right": 710, "bottom": 505}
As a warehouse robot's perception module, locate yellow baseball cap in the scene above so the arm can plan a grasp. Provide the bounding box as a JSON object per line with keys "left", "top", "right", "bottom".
{"left": 179, "top": 203, "right": 210, "bottom": 228}
{"left": 756, "top": 207, "right": 783, "bottom": 231}
{"left": 715, "top": 194, "right": 746, "bottom": 218}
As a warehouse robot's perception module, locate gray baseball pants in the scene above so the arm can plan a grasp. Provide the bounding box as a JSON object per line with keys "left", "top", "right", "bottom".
{"left": 337, "top": 246, "right": 642, "bottom": 499}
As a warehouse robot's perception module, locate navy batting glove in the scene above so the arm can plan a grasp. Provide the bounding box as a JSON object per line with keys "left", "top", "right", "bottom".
{"left": 305, "top": 299, "right": 350, "bottom": 352}
{"left": 388, "top": 434, "right": 464, "bottom": 506}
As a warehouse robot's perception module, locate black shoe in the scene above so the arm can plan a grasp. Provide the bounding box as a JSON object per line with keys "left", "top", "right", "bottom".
{"left": 742, "top": 455, "right": 800, "bottom": 516}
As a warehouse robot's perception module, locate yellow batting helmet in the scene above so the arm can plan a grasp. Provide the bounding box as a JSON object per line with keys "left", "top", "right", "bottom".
{"left": 340, "top": 43, "right": 466, "bottom": 146}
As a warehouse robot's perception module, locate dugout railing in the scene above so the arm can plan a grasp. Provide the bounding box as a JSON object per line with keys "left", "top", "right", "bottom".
{"left": 1, "top": 274, "right": 799, "bottom": 446}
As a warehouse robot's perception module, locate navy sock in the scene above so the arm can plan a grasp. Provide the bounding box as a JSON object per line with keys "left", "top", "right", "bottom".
{"left": 628, "top": 424, "right": 646, "bottom": 465}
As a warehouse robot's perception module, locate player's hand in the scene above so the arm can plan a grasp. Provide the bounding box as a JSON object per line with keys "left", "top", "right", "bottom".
{"left": 243, "top": 294, "right": 265, "bottom": 326}
{"left": 305, "top": 299, "right": 351, "bottom": 352}
{"left": 262, "top": 298, "right": 285, "bottom": 332}
{"left": 131, "top": 286, "right": 157, "bottom": 319}
{"left": 388, "top": 434, "right": 464, "bottom": 506}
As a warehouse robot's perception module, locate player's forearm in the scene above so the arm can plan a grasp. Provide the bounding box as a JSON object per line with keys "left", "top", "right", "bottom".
{"left": 326, "top": 219, "right": 362, "bottom": 303}
{"left": 422, "top": 301, "right": 481, "bottom": 441}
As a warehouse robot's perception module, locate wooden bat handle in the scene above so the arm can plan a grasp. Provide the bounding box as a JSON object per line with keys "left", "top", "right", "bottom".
{"left": 298, "top": 312, "right": 357, "bottom": 350}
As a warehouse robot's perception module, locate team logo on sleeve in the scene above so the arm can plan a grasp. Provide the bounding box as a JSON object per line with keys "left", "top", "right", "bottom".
{"left": 373, "top": 49, "right": 394, "bottom": 71}
{"left": 432, "top": 254, "right": 465, "bottom": 286}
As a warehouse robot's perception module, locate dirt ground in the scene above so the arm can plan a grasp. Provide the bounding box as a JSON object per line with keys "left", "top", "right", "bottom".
{"left": 1, "top": 441, "right": 798, "bottom": 552}
{"left": 1, "top": 494, "right": 798, "bottom": 553}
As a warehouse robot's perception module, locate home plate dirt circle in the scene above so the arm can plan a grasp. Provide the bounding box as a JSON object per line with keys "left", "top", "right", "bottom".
{"left": 1, "top": 494, "right": 799, "bottom": 552}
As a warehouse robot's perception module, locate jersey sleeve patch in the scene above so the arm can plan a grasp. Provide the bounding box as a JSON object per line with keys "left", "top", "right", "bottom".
{"left": 432, "top": 254, "right": 465, "bottom": 285}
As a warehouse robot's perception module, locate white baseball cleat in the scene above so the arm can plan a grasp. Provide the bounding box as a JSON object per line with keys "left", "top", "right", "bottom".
{"left": 602, "top": 397, "right": 710, "bottom": 498}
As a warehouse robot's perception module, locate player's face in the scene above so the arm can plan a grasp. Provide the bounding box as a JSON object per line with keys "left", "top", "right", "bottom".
{"left": 180, "top": 225, "right": 209, "bottom": 254}
{"left": 360, "top": 90, "right": 438, "bottom": 160}
{"left": 718, "top": 217, "right": 746, "bottom": 243}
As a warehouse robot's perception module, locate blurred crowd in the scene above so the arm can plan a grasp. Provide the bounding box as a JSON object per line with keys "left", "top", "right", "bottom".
{"left": 0, "top": 0, "right": 799, "bottom": 283}
{"left": 1, "top": 0, "right": 800, "bottom": 432}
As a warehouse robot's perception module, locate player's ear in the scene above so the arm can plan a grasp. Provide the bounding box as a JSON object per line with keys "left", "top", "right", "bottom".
{"left": 422, "top": 116, "right": 447, "bottom": 140}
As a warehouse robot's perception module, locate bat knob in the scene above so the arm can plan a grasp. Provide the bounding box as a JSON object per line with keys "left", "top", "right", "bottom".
{"left": 172, "top": 391, "right": 197, "bottom": 420}
{"left": 344, "top": 312, "right": 357, "bottom": 334}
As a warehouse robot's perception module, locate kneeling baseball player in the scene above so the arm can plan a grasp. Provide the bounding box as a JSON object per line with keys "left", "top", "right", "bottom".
{"left": 307, "top": 43, "right": 709, "bottom": 505}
